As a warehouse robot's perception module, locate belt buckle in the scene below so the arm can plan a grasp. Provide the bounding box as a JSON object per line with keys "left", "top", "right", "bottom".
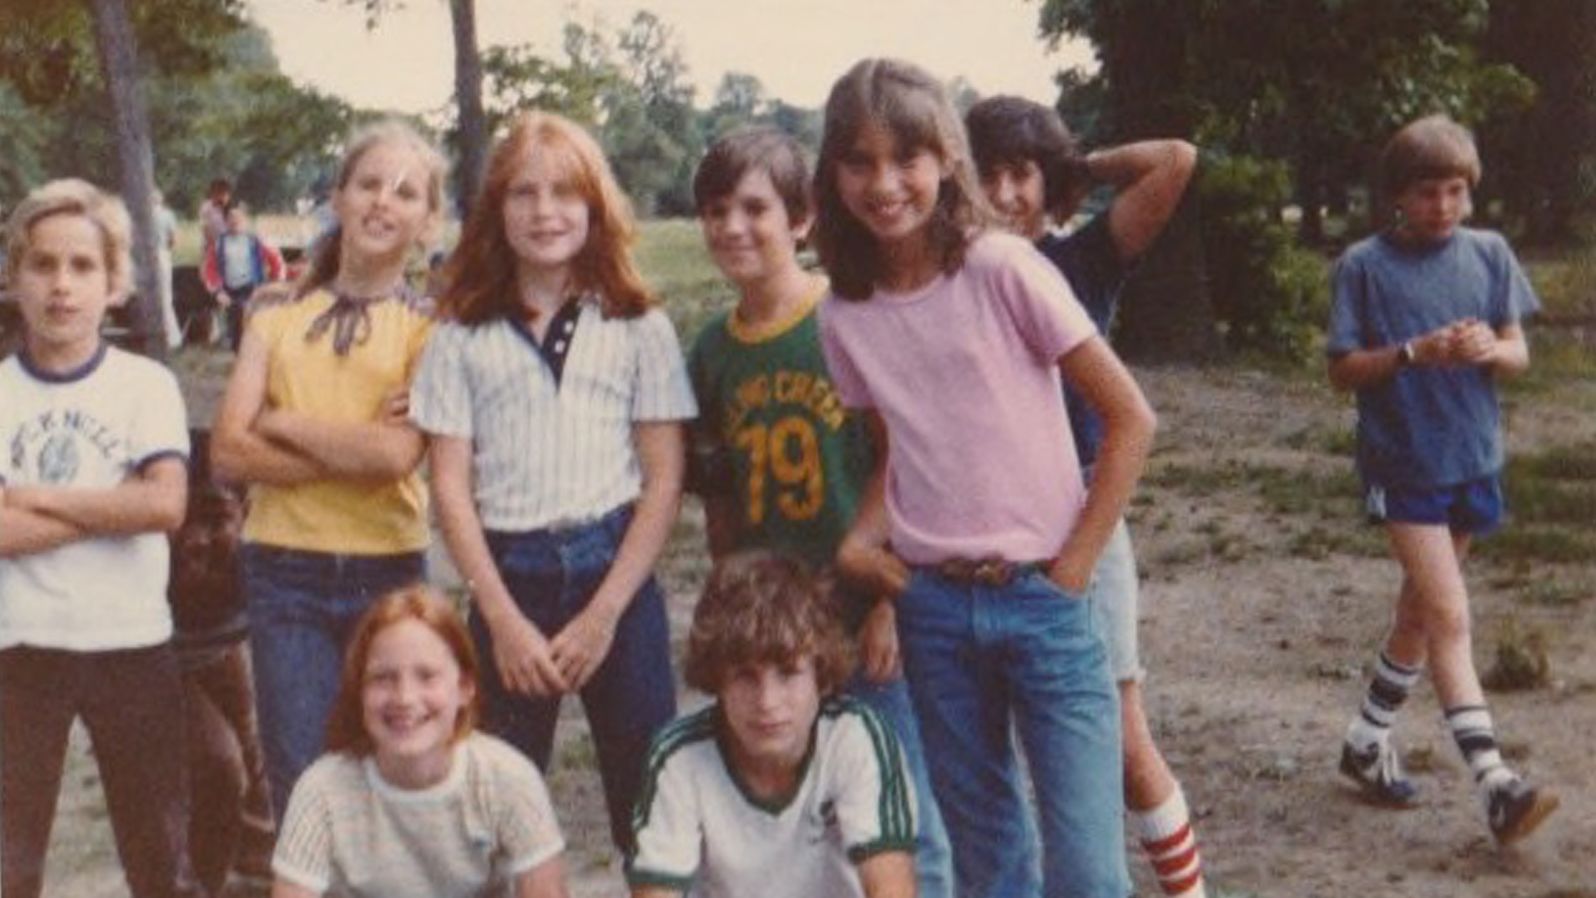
{"left": 971, "top": 558, "right": 1012, "bottom": 586}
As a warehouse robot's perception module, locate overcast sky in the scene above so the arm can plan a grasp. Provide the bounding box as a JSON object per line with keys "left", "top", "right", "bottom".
{"left": 247, "top": 0, "right": 1095, "bottom": 114}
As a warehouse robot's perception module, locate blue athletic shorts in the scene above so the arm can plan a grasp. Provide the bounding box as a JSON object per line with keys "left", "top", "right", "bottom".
{"left": 1364, "top": 475, "right": 1504, "bottom": 536}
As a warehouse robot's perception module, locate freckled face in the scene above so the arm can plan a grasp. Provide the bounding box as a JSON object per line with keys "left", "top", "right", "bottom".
{"left": 362, "top": 619, "right": 474, "bottom": 786}
{"left": 502, "top": 150, "right": 592, "bottom": 279}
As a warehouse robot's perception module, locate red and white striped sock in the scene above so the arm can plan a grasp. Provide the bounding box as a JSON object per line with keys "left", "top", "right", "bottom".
{"left": 1133, "top": 787, "right": 1206, "bottom": 897}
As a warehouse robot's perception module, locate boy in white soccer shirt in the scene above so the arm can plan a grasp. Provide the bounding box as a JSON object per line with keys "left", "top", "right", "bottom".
{"left": 628, "top": 552, "right": 916, "bottom": 898}
{"left": 0, "top": 179, "right": 198, "bottom": 898}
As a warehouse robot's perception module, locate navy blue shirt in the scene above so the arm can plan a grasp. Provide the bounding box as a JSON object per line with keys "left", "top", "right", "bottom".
{"left": 1327, "top": 227, "right": 1539, "bottom": 489}
{"left": 1036, "top": 214, "right": 1131, "bottom": 468}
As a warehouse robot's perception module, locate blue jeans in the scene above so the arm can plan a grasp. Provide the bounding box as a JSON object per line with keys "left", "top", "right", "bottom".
{"left": 243, "top": 544, "right": 426, "bottom": 820}
{"left": 476, "top": 504, "right": 676, "bottom": 854}
{"left": 897, "top": 568, "right": 1128, "bottom": 898}
{"left": 846, "top": 672, "right": 954, "bottom": 898}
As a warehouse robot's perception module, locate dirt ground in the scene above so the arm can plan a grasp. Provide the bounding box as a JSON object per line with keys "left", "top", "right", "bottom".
{"left": 41, "top": 361, "right": 1596, "bottom": 897}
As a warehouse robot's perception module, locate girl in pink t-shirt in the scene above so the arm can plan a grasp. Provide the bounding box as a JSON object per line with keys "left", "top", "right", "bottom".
{"left": 814, "top": 57, "right": 1155, "bottom": 898}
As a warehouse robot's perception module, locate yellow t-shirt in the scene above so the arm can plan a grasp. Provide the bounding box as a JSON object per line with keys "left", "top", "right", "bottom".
{"left": 242, "top": 289, "right": 433, "bottom": 554}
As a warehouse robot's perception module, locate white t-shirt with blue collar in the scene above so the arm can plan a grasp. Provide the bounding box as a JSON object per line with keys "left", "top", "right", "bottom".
{"left": 0, "top": 343, "right": 189, "bottom": 651}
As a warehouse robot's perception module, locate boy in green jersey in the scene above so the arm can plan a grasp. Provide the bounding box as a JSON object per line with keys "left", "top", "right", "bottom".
{"left": 685, "top": 127, "right": 951, "bottom": 898}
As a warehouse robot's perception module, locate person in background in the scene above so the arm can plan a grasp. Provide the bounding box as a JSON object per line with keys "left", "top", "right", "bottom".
{"left": 201, "top": 202, "right": 285, "bottom": 352}
{"left": 199, "top": 178, "right": 232, "bottom": 255}
{"left": 171, "top": 428, "right": 276, "bottom": 894}
{"left": 154, "top": 189, "right": 183, "bottom": 348}
{"left": 817, "top": 59, "right": 1155, "bottom": 898}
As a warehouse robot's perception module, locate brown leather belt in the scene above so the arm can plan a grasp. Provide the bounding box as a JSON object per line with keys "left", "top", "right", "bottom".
{"left": 930, "top": 557, "right": 1046, "bottom": 587}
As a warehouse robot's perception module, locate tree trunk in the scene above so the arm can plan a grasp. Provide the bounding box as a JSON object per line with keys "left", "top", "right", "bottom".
{"left": 449, "top": 0, "right": 486, "bottom": 218}
{"left": 1089, "top": 3, "right": 1219, "bottom": 364}
{"left": 86, "top": 0, "right": 164, "bottom": 361}
{"left": 1295, "top": 155, "right": 1325, "bottom": 246}
{"left": 1111, "top": 191, "right": 1223, "bottom": 365}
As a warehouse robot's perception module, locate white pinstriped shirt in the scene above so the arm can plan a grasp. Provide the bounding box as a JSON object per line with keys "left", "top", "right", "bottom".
{"left": 411, "top": 298, "right": 697, "bottom": 532}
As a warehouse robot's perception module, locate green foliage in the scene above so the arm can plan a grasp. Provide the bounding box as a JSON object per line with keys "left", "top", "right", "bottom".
{"left": 634, "top": 219, "right": 735, "bottom": 344}
{"left": 1482, "top": 616, "right": 1551, "bottom": 691}
{"left": 481, "top": 33, "right": 619, "bottom": 131}
{"left": 145, "top": 29, "right": 352, "bottom": 212}
{"left": 703, "top": 72, "right": 768, "bottom": 140}
{"left": 1197, "top": 155, "right": 1329, "bottom": 361}
{"left": 1478, "top": 1, "right": 1596, "bottom": 244}
{"left": 0, "top": 0, "right": 247, "bottom": 104}
{"left": 0, "top": 83, "right": 49, "bottom": 208}
{"left": 1472, "top": 438, "right": 1596, "bottom": 565}
{"left": 1038, "top": 0, "right": 1536, "bottom": 243}
{"left": 478, "top": 13, "right": 705, "bottom": 217}
{"left": 0, "top": 6, "right": 346, "bottom": 214}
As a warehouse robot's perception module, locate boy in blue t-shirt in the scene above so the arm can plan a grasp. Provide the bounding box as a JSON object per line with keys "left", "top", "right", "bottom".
{"left": 1327, "top": 114, "right": 1556, "bottom": 844}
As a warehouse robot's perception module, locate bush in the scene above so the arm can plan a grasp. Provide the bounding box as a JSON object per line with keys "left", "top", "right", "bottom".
{"left": 1198, "top": 154, "right": 1329, "bottom": 363}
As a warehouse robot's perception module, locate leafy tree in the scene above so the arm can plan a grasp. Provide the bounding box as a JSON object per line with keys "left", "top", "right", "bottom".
{"left": 703, "top": 71, "right": 769, "bottom": 140}
{"left": 612, "top": 10, "right": 701, "bottom": 215}
{"left": 0, "top": 0, "right": 252, "bottom": 356}
{"left": 700, "top": 73, "right": 825, "bottom": 155}
{"left": 0, "top": 84, "right": 50, "bottom": 208}
{"left": 480, "top": 23, "right": 623, "bottom": 132}
{"left": 478, "top": 11, "right": 707, "bottom": 216}
{"left": 1037, "top": 0, "right": 1539, "bottom": 363}
{"left": 142, "top": 27, "right": 351, "bottom": 213}
{"left": 1039, "top": 0, "right": 1532, "bottom": 243}
{"left": 1478, "top": 0, "right": 1596, "bottom": 244}
{"left": 766, "top": 101, "right": 823, "bottom": 153}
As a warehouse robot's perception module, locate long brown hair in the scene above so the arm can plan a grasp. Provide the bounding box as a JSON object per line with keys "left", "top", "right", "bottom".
{"left": 295, "top": 120, "right": 449, "bottom": 300}
{"left": 438, "top": 111, "right": 653, "bottom": 324}
{"left": 814, "top": 58, "right": 996, "bottom": 300}
{"left": 325, "top": 585, "right": 482, "bottom": 757}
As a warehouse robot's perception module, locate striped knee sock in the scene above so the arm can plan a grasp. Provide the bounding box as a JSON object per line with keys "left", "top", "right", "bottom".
{"left": 1346, "top": 650, "right": 1422, "bottom": 750}
{"left": 1133, "top": 787, "right": 1205, "bottom": 897}
{"left": 1446, "top": 705, "right": 1515, "bottom": 797}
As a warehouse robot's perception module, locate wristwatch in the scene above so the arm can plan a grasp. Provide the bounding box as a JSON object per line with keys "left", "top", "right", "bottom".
{"left": 1396, "top": 340, "right": 1415, "bottom": 367}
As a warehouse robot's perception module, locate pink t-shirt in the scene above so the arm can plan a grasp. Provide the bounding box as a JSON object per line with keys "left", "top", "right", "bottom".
{"left": 819, "top": 232, "right": 1096, "bottom": 565}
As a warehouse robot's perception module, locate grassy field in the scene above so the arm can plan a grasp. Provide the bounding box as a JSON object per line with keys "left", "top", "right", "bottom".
{"left": 39, "top": 220, "right": 1596, "bottom": 897}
